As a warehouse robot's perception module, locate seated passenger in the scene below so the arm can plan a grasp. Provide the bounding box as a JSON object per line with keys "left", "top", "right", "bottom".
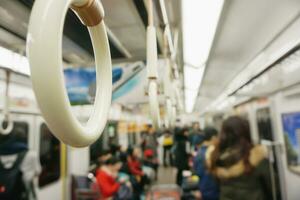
{"left": 206, "top": 116, "right": 272, "bottom": 200}
{"left": 193, "top": 127, "right": 219, "bottom": 200}
{"left": 96, "top": 157, "right": 123, "bottom": 200}
{"left": 127, "top": 147, "right": 149, "bottom": 198}
{"left": 127, "top": 147, "right": 144, "bottom": 177}
{"left": 142, "top": 149, "right": 157, "bottom": 181}
{"left": 90, "top": 149, "right": 112, "bottom": 175}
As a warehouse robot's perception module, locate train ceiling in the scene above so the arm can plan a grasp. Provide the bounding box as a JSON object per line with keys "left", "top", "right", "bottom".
{"left": 0, "top": 0, "right": 183, "bottom": 67}
{"left": 195, "top": 0, "right": 300, "bottom": 113}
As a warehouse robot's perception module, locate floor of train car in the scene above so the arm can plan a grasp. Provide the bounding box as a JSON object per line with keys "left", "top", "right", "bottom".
{"left": 155, "top": 167, "right": 177, "bottom": 185}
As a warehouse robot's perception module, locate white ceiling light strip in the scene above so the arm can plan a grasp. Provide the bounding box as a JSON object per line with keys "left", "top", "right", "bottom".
{"left": 182, "top": 0, "right": 224, "bottom": 113}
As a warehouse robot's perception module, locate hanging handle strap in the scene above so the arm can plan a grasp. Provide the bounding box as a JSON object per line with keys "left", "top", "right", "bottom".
{"left": 27, "top": 0, "right": 112, "bottom": 147}
{"left": 0, "top": 70, "right": 14, "bottom": 135}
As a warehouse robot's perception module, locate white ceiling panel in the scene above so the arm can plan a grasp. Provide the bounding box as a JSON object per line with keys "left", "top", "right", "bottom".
{"left": 197, "top": 0, "right": 300, "bottom": 111}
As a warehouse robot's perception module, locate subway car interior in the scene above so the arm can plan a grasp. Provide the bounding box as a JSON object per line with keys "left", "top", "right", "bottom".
{"left": 1, "top": 0, "right": 300, "bottom": 200}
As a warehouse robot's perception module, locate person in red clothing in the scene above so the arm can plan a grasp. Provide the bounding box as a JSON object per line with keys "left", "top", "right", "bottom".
{"left": 96, "top": 157, "right": 122, "bottom": 200}
{"left": 127, "top": 147, "right": 150, "bottom": 197}
{"left": 127, "top": 147, "right": 144, "bottom": 177}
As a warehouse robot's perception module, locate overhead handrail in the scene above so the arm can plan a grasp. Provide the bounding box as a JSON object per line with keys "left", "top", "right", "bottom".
{"left": 147, "top": 0, "right": 161, "bottom": 129}
{"left": 27, "top": 0, "right": 112, "bottom": 147}
{"left": 0, "top": 70, "right": 13, "bottom": 135}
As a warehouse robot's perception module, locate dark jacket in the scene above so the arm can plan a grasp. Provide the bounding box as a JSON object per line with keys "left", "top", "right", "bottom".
{"left": 206, "top": 145, "right": 273, "bottom": 200}
{"left": 194, "top": 145, "right": 219, "bottom": 200}
{"left": 174, "top": 133, "right": 189, "bottom": 170}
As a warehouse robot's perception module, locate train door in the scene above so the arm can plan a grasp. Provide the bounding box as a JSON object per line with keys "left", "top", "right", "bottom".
{"left": 255, "top": 107, "right": 282, "bottom": 200}
{"left": 271, "top": 90, "right": 300, "bottom": 200}
{"left": 34, "top": 116, "right": 64, "bottom": 200}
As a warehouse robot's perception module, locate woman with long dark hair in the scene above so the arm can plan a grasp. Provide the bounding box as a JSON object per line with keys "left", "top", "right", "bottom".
{"left": 206, "top": 116, "right": 272, "bottom": 200}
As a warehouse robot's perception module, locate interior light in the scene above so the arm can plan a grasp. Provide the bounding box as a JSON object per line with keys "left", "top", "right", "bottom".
{"left": 184, "top": 66, "right": 204, "bottom": 90}
{"left": 182, "top": 0, "right": 224, "bottom": 113}
{"left": 185, "top": 89, "right": 198, "bottom": 113}
{"left": 0, "top": 46, "right": 30, "bottom": 75}
{"left": 182, "top": 0, "right": 224, "bottom": 68}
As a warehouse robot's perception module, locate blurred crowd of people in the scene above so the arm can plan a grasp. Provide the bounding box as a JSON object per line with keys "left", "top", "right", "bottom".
{"left": 0, "top": 114, "right": 276, "bottom": 200}
{"left": 83, "top": 115, "right": 276, "bottom": 200}
{"left": 171, "top": 116, "right": 274, "bottom": 200}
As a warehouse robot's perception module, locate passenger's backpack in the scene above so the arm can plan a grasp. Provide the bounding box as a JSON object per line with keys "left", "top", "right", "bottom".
{"left": 0, "top": 151, "right": 27, "bottom": 200}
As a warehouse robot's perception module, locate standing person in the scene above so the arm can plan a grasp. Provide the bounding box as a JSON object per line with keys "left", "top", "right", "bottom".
{"left": 142, "top": 126, "right": 158, "bottom": 155}
{"left": 206, "top": 116, "right": 272, "bottom": 200}
{"left": 189, "top": 122, "right": 204, "bottom": 150}
{"left": 193, "top": 127, "right": 219, "bottom": 200}
{"left": 174, "top": 128, "right": 190, "bottom": 186}
{"left": 0, "top": 128, "right": 41, "bottom": 200}
{"left": 162, "top": 129, "right": 174, "bottom": 167}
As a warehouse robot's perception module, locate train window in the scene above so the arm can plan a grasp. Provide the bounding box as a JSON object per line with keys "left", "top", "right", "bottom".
{"left": 0, "top": 121, "right": 29, "bottom": 144}
{"left": 256, "top": 108, "right": 273, "bottom": 141}
{"left": 39, "top": 123, "right": 61, "bottom": 187}
{"left": 282, "top": 112, "right": 300, "bottom": 173}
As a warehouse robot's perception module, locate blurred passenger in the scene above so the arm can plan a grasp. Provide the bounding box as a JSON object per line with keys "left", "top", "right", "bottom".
{"left": 127, "top": 147, "right": 149, "bottom": 198}
{"left": 90, "top": 149, "right": 112, "bottom": 174}
{"left": 0, "top": 128, "right": 41, "bottom": 200}
{"left": 96, "top": 157, "right": 131, "bottom": 200}
{"left": 127, "top": 147, "right": 144, "bottom": 177}
{"left": 142, "top": 126, "right": 158, "bottom": 156}
{"left": 189, "top": 122, "right": 204, "bottom": 150}
{"left": 162, "top": 129, "right": 174, "bottom": 167}
{"left": 174, "top": 128, "right": 190, "bottom": 186}
{"left": 143, "top": 149, "right": 158, "bottom": 180}
{"left": 194, "top": 127, "right": 219, "bottom": 200}
{"left": 119, "top": 147, "right": 130, "bottom": 174}
{"left": 98, "top": 149, "right": 112, "bottom": 167}
{"left": 207, "top": 116, "right": 272, "bottom": 200}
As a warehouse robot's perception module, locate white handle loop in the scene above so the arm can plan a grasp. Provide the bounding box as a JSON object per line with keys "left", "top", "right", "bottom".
{"left": 171, "top": 105, "right": 177, "bottom": 127}
{"left": 165, "top": 97, "right": 172, "bottom": 128}
{"left": 147, "top": 26, "right": 158, "bottom": 79}
{"left": 27, "top": 0, "right": 112, "bottom": 147}
{"left": 148, "top": 80, "right": 161, "bottom": 129}
{"left": 0, "top": 71, "right": 13, "bottom": 135}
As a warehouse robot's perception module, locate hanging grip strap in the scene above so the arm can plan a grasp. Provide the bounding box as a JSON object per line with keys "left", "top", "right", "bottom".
{"left": 71, "top": 0, "right": 104, "bottom": 27}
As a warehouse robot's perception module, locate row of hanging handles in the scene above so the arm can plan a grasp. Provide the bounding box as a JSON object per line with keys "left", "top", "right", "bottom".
{"left": 0, "top": 70, "right": 13, "bottom": 135}
{"left": 146, "top": 0, "right": 182, "bottom": 130}
{"left": 1, "top": 0, "right": 182, "bottom": 147}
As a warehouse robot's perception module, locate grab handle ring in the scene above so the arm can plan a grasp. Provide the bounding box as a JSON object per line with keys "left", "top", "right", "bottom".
{"left": 27, "top": 0, "right": 112, "bottom": 147}
{"left": 148, "top": 80, "right": 161, "bottom": 129}
{"left": 0, "top": 70, "right": 13, "bottom": 135}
